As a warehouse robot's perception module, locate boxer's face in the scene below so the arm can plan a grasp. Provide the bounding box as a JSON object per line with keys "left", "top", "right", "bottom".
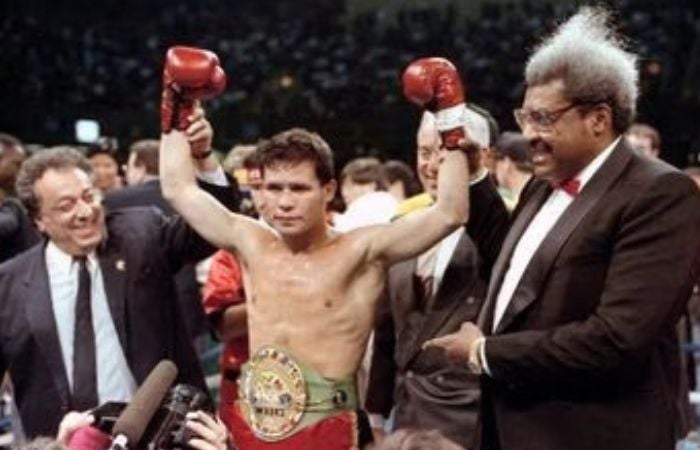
{"left": 34, "top": 167, "right": 105, "bottom": 256}
{"left": 263, "top": 160, "right": 335, "bottom": 237}
{"left": 517, "top": 79, "right": 604, "bottom": 184}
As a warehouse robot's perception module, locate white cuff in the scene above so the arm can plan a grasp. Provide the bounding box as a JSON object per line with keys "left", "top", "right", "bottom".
{"left": 479, "top": 337, "right": 492, "bottom": 376}
{"left": 196, "top": 165, "right": 229, "bottom": 187}
{"left": 435, "top": 103, "right": 467, "bottom": 132}
{"left": 368, "top": 413, "right": 385, "bottom": 429}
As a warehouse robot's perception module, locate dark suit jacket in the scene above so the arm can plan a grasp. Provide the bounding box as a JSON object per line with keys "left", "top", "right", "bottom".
{"left": 0, "top": 198, "right": 40, "bottom": 263}
{"left": 367, "top": 177, "right": 508, "bottom": 448}
{"left": 0, "top": 202, "right": 231, "bottom": 438}
{"left": 103, "top": 179, "right": 239, "bottom": 339}
{"left": 476, "top": 141, "right": 700, "bottom": 450}
{"left": 103, "top": 179, "right": 175, "bottom": 215}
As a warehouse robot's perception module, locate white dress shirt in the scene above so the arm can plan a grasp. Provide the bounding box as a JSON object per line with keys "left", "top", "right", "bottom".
{"left": 46, "top": 242, "right": 137, "bottom": 403}
{"left": 334, "top": 191, "right": 398, "bottom": 232}
{"left": 491, "top": 137, "right": 621, "bottom": 332}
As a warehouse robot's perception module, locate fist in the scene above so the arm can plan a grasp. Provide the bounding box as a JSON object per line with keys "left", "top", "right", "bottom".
{"left": 402, "top": 57, "right": 467, "bottom": 149}
{"left": 422, "top": 321, "right": 483, "bottom": 364}
{"left": 161, "top": 46, "right": 226, "bottom": 133}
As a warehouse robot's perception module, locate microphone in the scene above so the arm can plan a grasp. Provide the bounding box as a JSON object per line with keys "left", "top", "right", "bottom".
{"left": 110, "top": 360, "right": 178, "bottom": 450}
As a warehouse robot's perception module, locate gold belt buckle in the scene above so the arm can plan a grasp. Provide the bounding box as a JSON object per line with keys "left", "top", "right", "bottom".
{"left": 240, "top": 346, "right": 307, "bottom": 441}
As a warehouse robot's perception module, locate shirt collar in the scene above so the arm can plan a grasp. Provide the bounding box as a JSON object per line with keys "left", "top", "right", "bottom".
{"left": 46, "top": 240, "right": 98, "bottom": 274}
{"left": 574, "top": 136, "right": 621, "bottom": 190}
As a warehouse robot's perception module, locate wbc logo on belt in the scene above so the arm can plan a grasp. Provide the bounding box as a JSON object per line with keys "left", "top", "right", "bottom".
{"left": 240, "top": 346, "right": 307, "bottom": 441}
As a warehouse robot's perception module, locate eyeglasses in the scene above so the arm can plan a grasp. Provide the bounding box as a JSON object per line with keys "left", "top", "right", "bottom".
{"left": 513, "top": 103, "right": 581, "bottom": 132}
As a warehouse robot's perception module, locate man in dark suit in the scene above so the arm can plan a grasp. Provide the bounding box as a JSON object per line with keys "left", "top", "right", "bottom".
{"left": 104, "top": 138, "right": 225, "bottom": 341}
{"left": 104, "top": 139, "right": 170, "bottom": 212}
{"left": 0, "top": 133, "right": 40, "bottom": 263}
{"left": 426, "top": 6, "right": 700, "bottom": 450}
{"left": 366, "top": 108, "right": 509, "bottom": 448}
{"left": 0, "top": 114, "right": 237, "bottom": 438}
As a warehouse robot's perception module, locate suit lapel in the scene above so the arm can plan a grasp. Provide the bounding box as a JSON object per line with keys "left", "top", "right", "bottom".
{"left": 393, "top": 258, "right": 425, "bottom": 370}
{"left": 494, "top": 142, "right": 634, "bottom": 334}
{"left": 23, "top": 244, "right": 72, "bottom": 406}
{"left": 98, "top": 235, "right": 129, "bottom": 353}
{"left": 478, "top": 182, "right": 552, "bottom": 334}
{"left": 401, "top": 234, "right": 475, "bottom": 366}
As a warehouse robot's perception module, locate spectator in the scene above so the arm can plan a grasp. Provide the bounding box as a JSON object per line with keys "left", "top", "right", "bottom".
{"left": 625, "top": 122, "right": 661, "bottom": 158}
{"left": 122, "top": 139, "right": 160, "bottom": 187}
{"left": 221, "top": 144, "right": 259, "bottom": 217}
{"left": 104, "top": 136, "right": 229, "bottom": 343}
{"left": 425, "top": 6, "right": 700, "bottom": 450}
{"left": 0, "top": 133, "right": 25, "bottom": 199}
{"left": 383, "top": 160, "right": 422, "bottom": 203}
{"left": 334, "top": 157, "right": 398, "bottom": 232}
{"left": 490, "top": 132, "right": 533, "bottom": 211}
{"left": 0, "top": 111, "right": 237, "bottom": 438}
{"left": 367, "top": 109, "right": 508, "bottom": 448}
{"left": 0, "top": 133, "right": 40, "bottom": 263}
{"left": 85, "top": 146, "right": 123, "bottom": 194}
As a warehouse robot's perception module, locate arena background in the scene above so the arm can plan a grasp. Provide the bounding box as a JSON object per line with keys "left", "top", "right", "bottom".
{"left": 1, "top": 0, "right": 699, "bottom": 170}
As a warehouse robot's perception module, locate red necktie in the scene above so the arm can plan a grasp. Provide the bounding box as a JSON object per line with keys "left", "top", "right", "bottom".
{"left": 556, "top": 178, "right": 580, "bottom": 196}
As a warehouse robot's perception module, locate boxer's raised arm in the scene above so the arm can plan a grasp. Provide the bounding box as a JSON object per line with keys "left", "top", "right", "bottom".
{"left": 159, "top": 46, "right": 264, "bottom": 257}
{"left": 365, "top": 57, "right": 472, "bottom": 265}
{"left": 364, "top": 147, "right": 469, "bottom": 265}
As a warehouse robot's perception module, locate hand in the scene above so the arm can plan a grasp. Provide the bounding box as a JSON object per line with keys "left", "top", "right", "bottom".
{"left": 422, "top": 321, "right": 483, "bottom": 364}
{"left": 455, "top": 138, "right": 483, "bottom": 175}
{"left": 56, "top": 411, "right": 94, "bottom": 446}
{"left": 186, "top": 105, "right": 213, "bottom": 159}
{"left": 185, "top": 410, "right": 230, "bottom": 450}
{"left": 371, "top": 427, "right": 387, "bottom": 444}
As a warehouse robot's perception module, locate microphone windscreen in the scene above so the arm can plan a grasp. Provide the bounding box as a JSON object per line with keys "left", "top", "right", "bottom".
{"left": 111, "top": 360, "right": 178, "bottom": 444}
{"left": 68, "top": 426, "right": 112, "bottom": 450}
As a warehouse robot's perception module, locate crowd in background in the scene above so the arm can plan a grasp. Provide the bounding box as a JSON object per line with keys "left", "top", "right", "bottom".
{"left": 3, "top": 1, "right": 700, "bottom": 449}
{"left": 2, "top": 0, "right": 700, "bottom": 168}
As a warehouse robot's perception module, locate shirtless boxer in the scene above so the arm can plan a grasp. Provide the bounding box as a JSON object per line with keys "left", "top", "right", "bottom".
{"left": 159, "top": 47, "right": 473, "bottom": 450}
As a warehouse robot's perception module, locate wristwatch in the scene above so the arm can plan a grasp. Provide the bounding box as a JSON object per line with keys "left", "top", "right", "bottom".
{"left": 193, "top": 149, "right": 213, "bottom": 160}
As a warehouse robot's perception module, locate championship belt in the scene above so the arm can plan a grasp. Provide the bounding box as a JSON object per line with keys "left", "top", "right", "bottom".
{"left": 239, "top": 346, "right": 307, "bottom": 441}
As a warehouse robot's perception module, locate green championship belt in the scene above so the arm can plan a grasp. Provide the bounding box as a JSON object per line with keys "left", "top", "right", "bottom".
{"left": 239, "top": 346, "right": 358, "bottom": 441}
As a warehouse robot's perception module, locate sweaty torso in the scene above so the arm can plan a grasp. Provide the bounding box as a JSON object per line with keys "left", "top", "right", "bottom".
{"left": 241, "top": 230, "right": 385, "bottom": 380}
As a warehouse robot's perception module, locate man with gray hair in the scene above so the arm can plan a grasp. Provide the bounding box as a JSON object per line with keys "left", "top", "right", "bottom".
{"left": 426, "top": 6, "right": 700, "bottom": 450}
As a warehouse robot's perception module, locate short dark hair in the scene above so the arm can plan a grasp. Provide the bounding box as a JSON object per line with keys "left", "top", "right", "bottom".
{"left": 627, "top": 123, "right": 661, "bottom": 151}
{"left": 340, "top": 157, "right": 388, "bottom": 190}
{"left": 383, "top": 160, "right": 422, "bottom": 197}
{"left": 493, "top": 131, "right": 533, "bottom": 173}
{"left": 256, "top": 128, "right": 335, "bottom": 184}
{"left": 0, "top": 132, "right": 23, "bottom": 157}
{"left": 16, "top": 146, "right": 93, "bottom": 219}
{"left": 129, "top": 139, "right": 160, "bottom": 175}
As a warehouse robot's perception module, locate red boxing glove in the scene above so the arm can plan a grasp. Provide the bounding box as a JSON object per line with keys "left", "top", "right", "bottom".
{"left": 402, "top": 57, "right": 467, "bottom": 149}
{"left": 161, "top": 46, "right": 227, "bottom": 133}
